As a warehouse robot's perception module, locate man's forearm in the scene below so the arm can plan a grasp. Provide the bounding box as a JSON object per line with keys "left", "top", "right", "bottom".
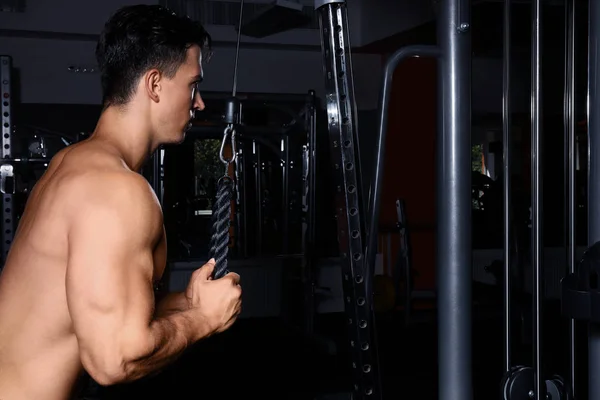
{"left": 119, "top": 309, "right": 212, "bottom": 383}
{"left": 155, "top": 291, "right": 189, "bottom": 317}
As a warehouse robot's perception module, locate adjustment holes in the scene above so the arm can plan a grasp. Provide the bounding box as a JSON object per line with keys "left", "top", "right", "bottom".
{"left": 345, "top": 162, "right": 354, "bottom": 171}
{"left": 349, "top": 207, "right": 358, "bottom": 216}
{"left": 365, "top": 387, "right": 373, "bottom": 396}
{"left": 357, "top": 297, "right": 366, "bottom": 306}
{"left": 348, "top": 185, "right": 356, "bottom": 193}
{"left": 359, "top": 320, "right": 368, "bottom": 328}
{"left": 343, "top": 140, "right": 351, "bottom": 148}
{"left": 363, "top": 364, "right": 372, "bottom": 373}
{"left": 351, "top": 230, "right": 360, "bottom": 239}
{"left": 361, "top": 342, "right": 370, "bottom": 351}
{"left": 353, "top": 253, "right": 362, "bottom": 261}
{"left": 355, "top": 275, "right": 364, "bottom": 284}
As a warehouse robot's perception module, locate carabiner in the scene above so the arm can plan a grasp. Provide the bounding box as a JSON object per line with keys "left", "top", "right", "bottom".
{"left": 219, "top": 124, "right": 237, "bottom": 165}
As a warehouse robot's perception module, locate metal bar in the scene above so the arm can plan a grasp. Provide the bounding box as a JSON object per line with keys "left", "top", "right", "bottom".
{"left": 502, "top": 0, "right": 512, "bottom": 375}
{"left": 396, "top": 199, "right": 412, "bottom": 326}
{"left": 303, "top": 89, "right": 318, "bottom": 334}
{"left": 564, "top": 0, "right": 576, "bottom": 396}
{"left": 281, "top": 135, "right": 290, "bottom": 254}
{"left": 152, "top": 147, "right": 164, "bottom": 205}
{"left": 366, "top": 44, "right": 440, "bottom": 280}
{"left": 531, "top": 0, "right": 544, "bottom": 398}
{"left": 235, "top": 145, "right": 246, "bottom": 257}
{"left": 253, "top": 140, "right": 263, "bottom": 256}
{"left": 588, "top": 0, "right": 600, "bottom": 398}
{"left": 436, "top": 0, "right": 472, "bottom": 398}
{"left": 309, "top": 90, "right": 317, "bottom": 256}
{"left": 0, "top": 55, "right": 15, "bottom": 269}
{"left": 315, "top": 1, "right": 381, "bottom": 398}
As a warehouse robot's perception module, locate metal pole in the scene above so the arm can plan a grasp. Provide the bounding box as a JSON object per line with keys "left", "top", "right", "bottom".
{"left": 253, "top": 140, "right": 263, "bottom": 256}
{"left": 436, "top": 0, "right": 472, "bottom": 399}
{"left": 282, "top": 135, "right": 290, "bottom": 254}
{"left": 366, "top": 44, "right": 440, "bottom": 277}
{"left": 0, "top": 56, "right": 14, "bottom": 269}
{"left": 588, "top": 0, "right": 600, "bottom": 398}
{"left": 564, "top": 0, "right": 576, "bottom": 396}
{"left": 530, "top": 0, "right": 545, "bottom": 398}
{"left": 502, "top": 0, "right": 512, "bottom": 374}
{"left": 316, "top": 1, "right": 381, "bottom": 397}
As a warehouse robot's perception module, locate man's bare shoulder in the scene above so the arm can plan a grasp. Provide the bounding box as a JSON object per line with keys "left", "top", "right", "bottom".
{"left": 54, "top": 146, "right": 160, "bottom": 221}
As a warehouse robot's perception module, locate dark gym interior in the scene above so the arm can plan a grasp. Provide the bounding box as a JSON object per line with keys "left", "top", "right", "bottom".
{"left": 1, "top": 0, "right": 598, "bottom": 399}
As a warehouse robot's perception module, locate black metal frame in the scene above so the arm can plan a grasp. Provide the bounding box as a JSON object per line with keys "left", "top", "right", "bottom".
{"left": 315, "top": 0, "right": 472, "bottom": 398}
{"left": 315, "top": 2, "right": 381, "bottom": 398}
{"left": 0, "top": 55, "right": 15, "bottom": 269}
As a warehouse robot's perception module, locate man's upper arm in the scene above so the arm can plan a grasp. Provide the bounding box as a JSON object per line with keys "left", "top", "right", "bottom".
{"left": 65, "top": 173, "right": 162, "bottom": 378}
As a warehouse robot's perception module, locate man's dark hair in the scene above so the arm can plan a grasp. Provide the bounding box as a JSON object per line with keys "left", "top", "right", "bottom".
{"left": 96, "top": 5, "right": 212, "bottom": 107}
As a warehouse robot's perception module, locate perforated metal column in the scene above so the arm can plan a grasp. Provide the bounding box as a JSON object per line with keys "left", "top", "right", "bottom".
{"left": 0, "top": 56, "right": 14, "bottom": 269}
{"left": 316, "top": 2, "right": 381, "bottom": 398}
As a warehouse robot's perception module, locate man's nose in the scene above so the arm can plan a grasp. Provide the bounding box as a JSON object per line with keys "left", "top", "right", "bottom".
{"left": 193, "top": 92, "right": 205, "bottom": 112}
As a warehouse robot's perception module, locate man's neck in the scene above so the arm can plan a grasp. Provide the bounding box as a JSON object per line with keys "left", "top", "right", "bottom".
{"left": 91, "top": 106, "right": 156, "bottom": 172}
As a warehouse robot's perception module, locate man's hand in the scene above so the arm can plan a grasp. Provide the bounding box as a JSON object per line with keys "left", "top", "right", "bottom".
{"left": 184, "top": 259, "right": 242, "bottom": 338}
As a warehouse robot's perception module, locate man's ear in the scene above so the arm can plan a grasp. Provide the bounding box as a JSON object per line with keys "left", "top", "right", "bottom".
{"left": 144, "top": 69, "right": 161, "bottom": 103}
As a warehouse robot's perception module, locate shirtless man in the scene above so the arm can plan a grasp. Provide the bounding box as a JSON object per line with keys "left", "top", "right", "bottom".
{"left": 0, "top": 5, "right": 242, "bottom": 399}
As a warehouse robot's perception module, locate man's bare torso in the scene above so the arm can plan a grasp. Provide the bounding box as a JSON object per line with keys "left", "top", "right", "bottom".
{"left": 0, "top": 140, "right": 166, "bottom": 400}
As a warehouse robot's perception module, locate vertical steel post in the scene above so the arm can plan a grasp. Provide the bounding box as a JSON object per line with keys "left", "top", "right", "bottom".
{"left": 253, "top": 141, "right": 263, "bottom": 256}
{"left": 530, "top": 0, "right": 545, "bottom": 398}
{"left": 302, "top": 90, "right": 318, "bottom": 334}
{"left": 502, "top": 0, "right": 512, "bottom": 374}
{"left": 564, "top": 0, "right": 576, "bottom": 395}
{"left": 281, "top": 135, "right": 290, "bottom": 254}
{"left": 152, "top": 148, "right": 164, "bottom": 205}
{"left": 235, "top": 146, "right": 246, "bottom": 257}
{"left": 588, "top": 0, "right": 600, "bottom": 398}
{"left": 0, "top": 56, "right": 15, "bottom": 269}
{"left": 436, "top": 0, "right": 472, "bottom": 398}
{"left": 315, "top": 0, "right": 381, "bottom": 398}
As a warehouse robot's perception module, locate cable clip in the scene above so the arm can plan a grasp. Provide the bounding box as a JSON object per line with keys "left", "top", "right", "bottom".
{"left": 219, "top": 124, "right": 237, "bottom": 167}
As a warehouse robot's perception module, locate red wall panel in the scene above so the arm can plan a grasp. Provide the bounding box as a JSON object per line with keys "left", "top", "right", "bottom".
{"left": 378, "top": 55, "right": 438, "bottom": 292}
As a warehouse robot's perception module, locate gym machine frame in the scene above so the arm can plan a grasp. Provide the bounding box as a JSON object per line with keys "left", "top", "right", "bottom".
{"left": 0, "top": 55, "right": 15, "bottom": 270}
{"left": 315, "top": 0, "right": 470, "bottom": 398}
{"left": 559, "top": 1, "right": 600, "bottom": 400}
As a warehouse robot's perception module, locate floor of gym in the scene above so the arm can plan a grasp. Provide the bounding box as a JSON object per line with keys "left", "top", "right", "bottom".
{"left": 89, "top": 292, "right": 574, "bottom": 400}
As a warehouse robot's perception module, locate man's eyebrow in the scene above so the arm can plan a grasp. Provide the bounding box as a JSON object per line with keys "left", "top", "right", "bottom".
{"left": 191, "top": 74, "right": 204, "bottom": 83}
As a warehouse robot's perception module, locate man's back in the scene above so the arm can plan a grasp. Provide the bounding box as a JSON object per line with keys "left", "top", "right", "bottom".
{"left": 0, "top": 140, "right": 163, "bottom": 400}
